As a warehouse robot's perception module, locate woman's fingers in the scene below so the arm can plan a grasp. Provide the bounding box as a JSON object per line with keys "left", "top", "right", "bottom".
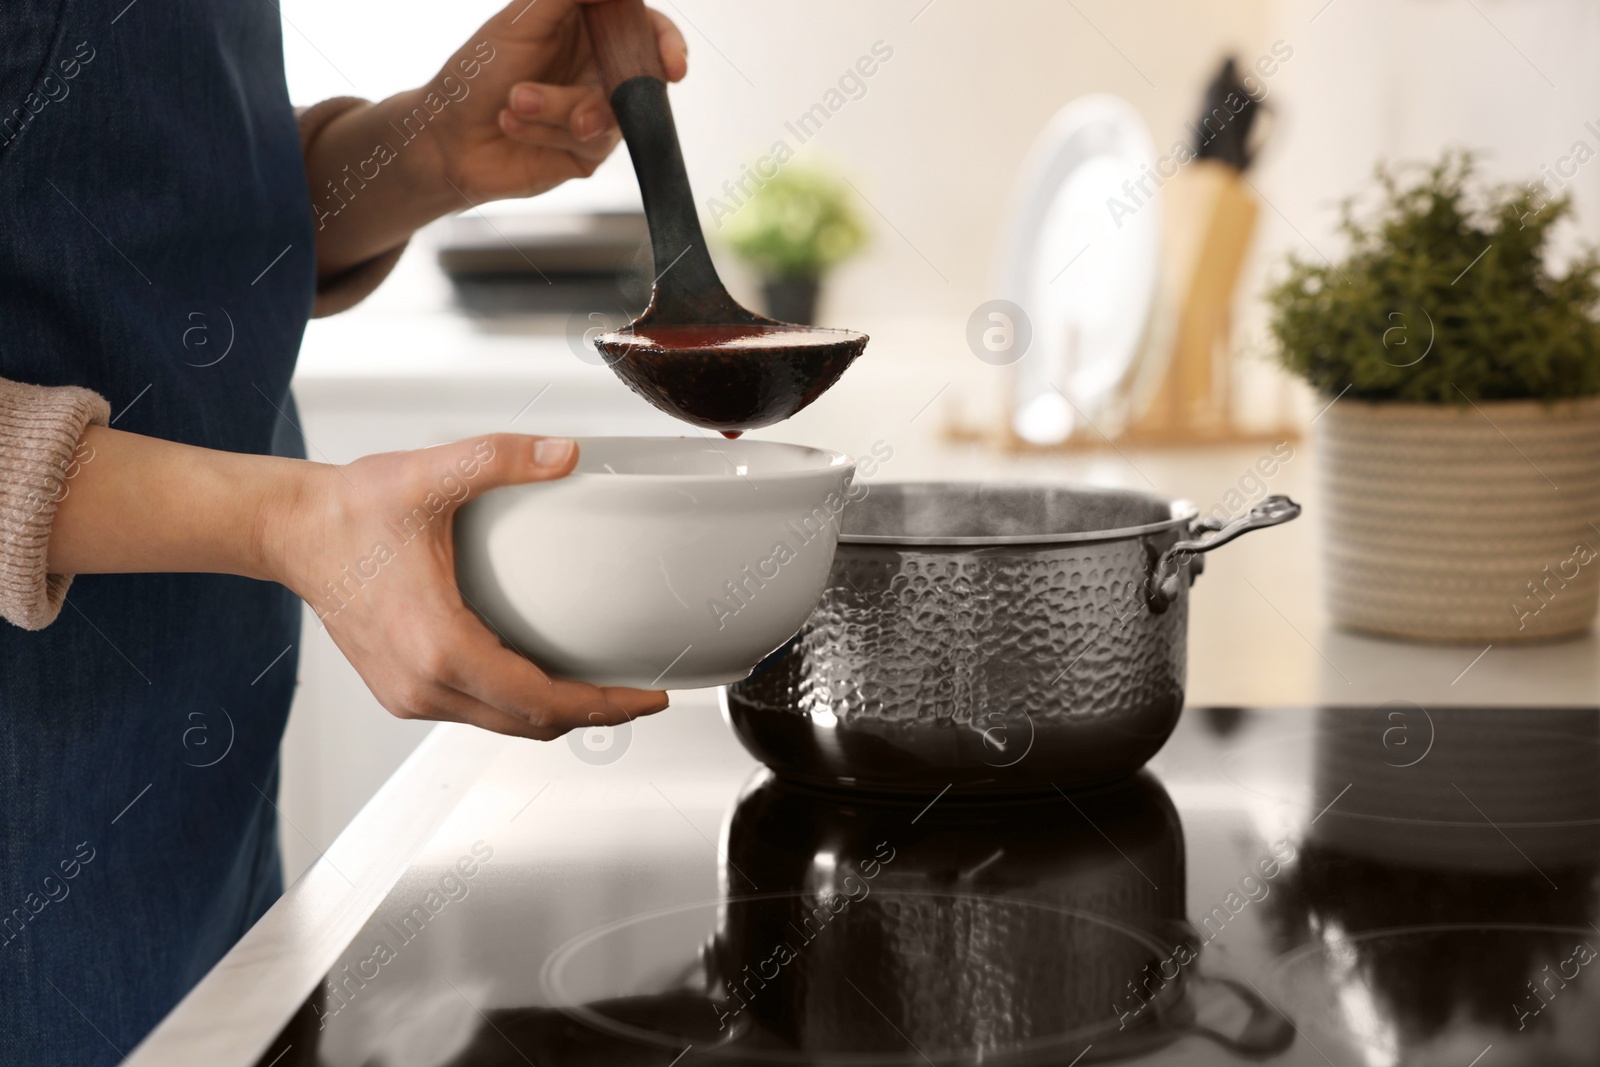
{"left": 497, "top": 1, "right": 684, "bottom": 141}
{"left": 498, "top": 113, "right": 621, "bottom": 162}
{"left": 381, "top": 613, "right": 668, "bottom": 737}
{"left": 453, "top": 433, "right": 578, "bottom": 494}
{"left": 504, "top": 81, "right": 614, "bottom": 142}
{"left": 425, "top": 684, "right": 571, "bottom": 741}
{"left": 648, "top": 6, "right": 688, "bottom": 82}
{"left": 446, "top": 616, "right": 669, "bottom": 732}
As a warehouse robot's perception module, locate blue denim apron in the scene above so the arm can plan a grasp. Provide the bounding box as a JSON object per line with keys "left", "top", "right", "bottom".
{"left": 0, "top": 1, "right": 314, "bottom": 1061}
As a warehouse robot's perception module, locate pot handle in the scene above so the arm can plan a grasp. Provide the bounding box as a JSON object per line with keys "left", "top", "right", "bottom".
{"left": 1178, "top": 973, "right": 1298, "bottom": 1058}
{"left": 1146, "top": 495, "right": 1301, "bottom": 611}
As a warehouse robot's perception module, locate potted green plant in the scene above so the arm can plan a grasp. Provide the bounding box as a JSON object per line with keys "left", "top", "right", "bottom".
{"left": 723, "top": 165, "right": 867, "bottom": 325}
{"left": 1267, "top": 151, "right": 1600, "bottom": 643}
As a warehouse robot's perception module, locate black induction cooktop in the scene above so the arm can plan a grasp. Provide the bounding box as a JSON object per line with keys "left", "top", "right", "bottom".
{"left": 252, "top": 705, "right": 1600, "bottom": 1066}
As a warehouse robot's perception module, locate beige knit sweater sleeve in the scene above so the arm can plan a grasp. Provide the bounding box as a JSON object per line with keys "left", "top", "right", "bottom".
{"left": 0, "top": 384, "right": 111, "bottom": 629}
{"left": 0, "top": 97, "right": 407, "bottom": 630}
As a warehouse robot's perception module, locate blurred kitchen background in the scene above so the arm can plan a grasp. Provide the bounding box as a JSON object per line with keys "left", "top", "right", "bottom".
{"left": 273, "top": 0, "right": 1600, "bottom": 879}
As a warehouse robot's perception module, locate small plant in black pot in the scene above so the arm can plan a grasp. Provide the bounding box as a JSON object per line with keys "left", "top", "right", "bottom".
{"left": 724, "top": 165, "right": 867, "bottom": 326}
{"left": 1266, "top": 150, "right": 1600, "bottom": 643}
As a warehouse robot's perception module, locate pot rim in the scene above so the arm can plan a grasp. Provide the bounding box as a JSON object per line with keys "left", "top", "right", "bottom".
{"left": 838, "top": 489, "right": 1200, "bottom": 547}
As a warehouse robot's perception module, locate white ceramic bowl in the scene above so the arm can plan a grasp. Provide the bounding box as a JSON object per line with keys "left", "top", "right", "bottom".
{"left": 454, "top": 437, "right": 856, "bottom": 688}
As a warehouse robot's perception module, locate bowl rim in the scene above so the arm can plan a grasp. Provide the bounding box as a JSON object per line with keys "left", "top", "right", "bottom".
{"left": 566, "top": 436, "right": 853, "bottom": 482}
{"left": 838, "top": 482, "right": 1200, "bottom": 547}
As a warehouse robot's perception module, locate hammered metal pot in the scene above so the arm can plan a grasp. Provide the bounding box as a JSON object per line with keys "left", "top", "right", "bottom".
{"left": 724, "top": 483, "right": 1299, "bottom": 794}
{"left": 520, "top": 772, "right": 1292, "bottom": 1064}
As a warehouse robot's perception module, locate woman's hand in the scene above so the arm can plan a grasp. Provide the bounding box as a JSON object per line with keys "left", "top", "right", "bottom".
{"left": 274, "top": 434, "right": 669, "bottom": 739}
{"left": 306, "top": 0, "right": 687, "bottom": 278}
{"left": 419, "top": 0, "right": 688, "bottom": 204}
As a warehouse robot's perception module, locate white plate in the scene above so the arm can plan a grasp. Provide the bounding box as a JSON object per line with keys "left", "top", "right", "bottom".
{"left": 996, "top": 94, "right": 1162, "bottom": 445}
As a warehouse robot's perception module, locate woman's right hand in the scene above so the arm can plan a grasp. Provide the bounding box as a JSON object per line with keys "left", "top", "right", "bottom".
{"left": 269, "top": 433, "right": 669, "bottom": 740}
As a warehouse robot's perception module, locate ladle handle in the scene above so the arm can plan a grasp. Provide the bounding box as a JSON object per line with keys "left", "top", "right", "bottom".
{"left": 582, "top": 0, "right": 667, "bottom": 93}
{"left": 578, "top": 0, "right": 754, "bottom": 326}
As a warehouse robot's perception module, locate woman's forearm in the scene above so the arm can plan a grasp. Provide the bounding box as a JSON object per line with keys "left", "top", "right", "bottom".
{"left": 45, "top": 426, "right": 314, "bottom": 583}
{"left": 304, "top": 91, "right": 458, "bottom": 281}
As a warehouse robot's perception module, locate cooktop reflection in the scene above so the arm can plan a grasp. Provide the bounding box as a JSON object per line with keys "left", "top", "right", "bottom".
{"left": 255, "top": 706, "right": 1600, "bottom": 1066}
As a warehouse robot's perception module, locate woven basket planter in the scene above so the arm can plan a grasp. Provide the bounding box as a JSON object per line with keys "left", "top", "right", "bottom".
{"left": 1319, "top": 396, "right": 1600, "bottom": 643}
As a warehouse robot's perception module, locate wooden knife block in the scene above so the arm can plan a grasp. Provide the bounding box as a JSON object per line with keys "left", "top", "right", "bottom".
{"left": 1121, "top": 159, "right": 1272, "bottom": 444}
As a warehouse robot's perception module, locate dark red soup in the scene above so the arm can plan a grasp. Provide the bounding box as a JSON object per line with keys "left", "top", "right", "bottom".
{"left": 592, "top": 322, "right": 869, "bottom": 432}
{"left": 602, "top": 324, "right": 857, "bottom": 352}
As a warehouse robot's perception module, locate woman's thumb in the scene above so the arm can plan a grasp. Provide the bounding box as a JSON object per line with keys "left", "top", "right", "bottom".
{"left": 462, "top": 434, "right": 579, "bottom": 494}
